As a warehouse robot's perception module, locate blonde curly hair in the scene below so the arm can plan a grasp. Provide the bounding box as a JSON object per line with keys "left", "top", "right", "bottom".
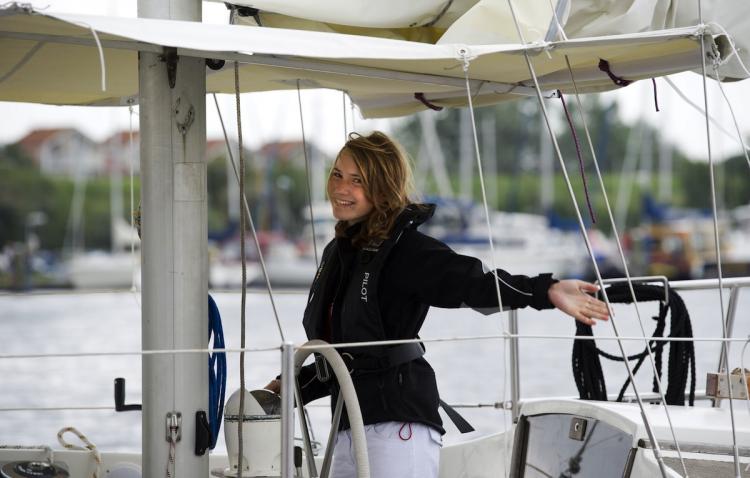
{"left": 330, "top": 131, "right": 416, "bottom": 247}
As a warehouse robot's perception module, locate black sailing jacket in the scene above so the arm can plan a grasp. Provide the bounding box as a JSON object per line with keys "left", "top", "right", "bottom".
{"left": 298, "top": 204, "right": 557, "bottom": 434}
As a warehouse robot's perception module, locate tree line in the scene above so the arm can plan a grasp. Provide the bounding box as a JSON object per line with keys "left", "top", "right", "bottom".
{"left": 1, "top": 97, "right": 748, "bottom": 254}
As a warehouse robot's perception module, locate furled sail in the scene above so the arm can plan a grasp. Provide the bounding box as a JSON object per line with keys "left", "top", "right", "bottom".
{"left": 0, "top": 2, "right": 746, "bottom": 117}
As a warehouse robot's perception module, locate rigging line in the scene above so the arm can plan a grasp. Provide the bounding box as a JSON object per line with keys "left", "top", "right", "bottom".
{"left": 0, "top": 40, "right": 45, "bottom": 83}
{"left": 711, "top": 68, "right": 750, "bottom": 171}
{"left": 503, "top": 2, "right": 670, "bottom": 477}
{"left": 127, "top": 102, "right": 140, "bottom": 302}
{"left": 462, "top": 53, "right": 515, "bottom": 475}
{"left": 342, "top": 91, "right": 349, "bottom": 140}
{"left": 88, "top": 26, "right": 105, "bottom": 92}
{"left": 297, "top": 80, "right": 319, "bottom": 267}
{"left": 36, "top": 17, "right": 107, "bottom": 94}
{"left": 234, "top": 62, "right": 247, "bottom": 478}
{"left": 211, "top": 93, "right": 286, "bottom": 342}
{"left": 295, "top": 83, "right": 321, "bottom": 477}
{"left": 663, "top": 77, "right": 747, "bottom": 148}
{"left": 563, "top": 55, "right": 689, "bottom": 477}
{"left": 459, "top": 52, "right": 507, "bottom": 331}
{"left": 742, "top": 338, "right": 750, "bottom": 418}
{"left": 545, "top": 0, "right": 568, "bottom": 41}
{"left": 698, "top": 26, "right": 742, "bottom": 477}
{"left": 652, "top": 78, "right": 660, "bottom": 112}
{"left": 706, "top": 22, "right": 750, "bottom": 79}
{"left": 741, "top": 339, "right": 750, "bottom": 475}
{"left": 64, "top": 20, "right": 107, "bottom": 92}
{"left": 558, "top": 91, "right": 596, "bottom": 223}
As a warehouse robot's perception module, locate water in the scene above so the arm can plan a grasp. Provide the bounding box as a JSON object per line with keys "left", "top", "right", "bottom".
{"left": 0, "top": 288, "right": 748, "bottom": 454}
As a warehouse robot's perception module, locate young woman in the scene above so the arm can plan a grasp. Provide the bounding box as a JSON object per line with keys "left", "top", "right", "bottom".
{"left": 267, "top": 131, "right": 609, "bottom": 478}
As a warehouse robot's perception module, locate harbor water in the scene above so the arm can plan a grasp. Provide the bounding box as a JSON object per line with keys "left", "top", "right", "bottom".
{"left": 1, "top": 288, "right": 748, "bottom": 454}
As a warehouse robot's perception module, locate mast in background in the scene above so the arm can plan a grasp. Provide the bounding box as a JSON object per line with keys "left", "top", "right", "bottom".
{"left": 138, "top": 0, "right": 208, "bottom": 476}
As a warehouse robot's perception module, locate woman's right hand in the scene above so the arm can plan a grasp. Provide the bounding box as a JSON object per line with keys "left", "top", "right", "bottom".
{"left": 264, "top": 378, "right": 281, "bottom": 394}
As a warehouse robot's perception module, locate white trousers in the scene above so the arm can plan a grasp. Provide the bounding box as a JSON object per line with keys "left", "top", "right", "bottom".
{"left": 330, "top": 421, "right": 442, "bottom": 478}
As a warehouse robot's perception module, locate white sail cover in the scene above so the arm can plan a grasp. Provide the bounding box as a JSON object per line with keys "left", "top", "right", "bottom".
{"left": 221, "top": 0, "right": 750, "bottom": 81}
{"left": 0, "top": 2, "right": 746, "bottom": 117}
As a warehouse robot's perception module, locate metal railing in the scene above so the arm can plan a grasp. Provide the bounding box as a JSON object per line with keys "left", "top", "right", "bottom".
{"left": 507, "top": 276, "right": 750, "bottom": 421}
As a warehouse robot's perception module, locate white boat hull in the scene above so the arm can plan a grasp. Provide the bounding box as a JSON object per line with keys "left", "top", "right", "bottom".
{"left": 68, "top": 252, "right": 140, "bottom": 290}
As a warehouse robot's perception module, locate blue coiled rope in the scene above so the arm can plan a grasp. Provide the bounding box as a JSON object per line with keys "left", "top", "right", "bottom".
{"left": 208, "top": 294, "right": 227, "bottom": 449}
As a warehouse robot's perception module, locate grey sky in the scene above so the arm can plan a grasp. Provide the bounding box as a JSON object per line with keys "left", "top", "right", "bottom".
{"left": 1, "top": 0, "right": 748, "bottom": 161}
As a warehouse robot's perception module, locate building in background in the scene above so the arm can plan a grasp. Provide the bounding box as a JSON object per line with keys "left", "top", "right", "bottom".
{"left": 16, "top": 128, "right": 99, "bottom": 177}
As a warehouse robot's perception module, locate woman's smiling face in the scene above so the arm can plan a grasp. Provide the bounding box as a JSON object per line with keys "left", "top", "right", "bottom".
{"left": 327, "top": 151, "right": 374, "bottom": 224}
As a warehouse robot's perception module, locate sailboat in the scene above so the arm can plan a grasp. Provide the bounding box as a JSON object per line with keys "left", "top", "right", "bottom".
{"left": 67, "top": 132, "right": 142, "bottom": 290}
{"left": 1, "top": 1, "right": 750, "bottom": 477}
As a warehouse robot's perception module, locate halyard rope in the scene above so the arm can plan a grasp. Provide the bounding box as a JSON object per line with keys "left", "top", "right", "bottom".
{"left": 234, "top": 62, "right": 247, "bottom": 478}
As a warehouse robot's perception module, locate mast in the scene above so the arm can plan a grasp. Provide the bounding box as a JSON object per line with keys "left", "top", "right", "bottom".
{"left": 138, "top": 1, "right": 208, "bottom": 477}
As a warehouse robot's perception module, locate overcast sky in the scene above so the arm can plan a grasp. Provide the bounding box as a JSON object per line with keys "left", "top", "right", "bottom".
{"left": 1, "top": 0, "right": 749, "bottom": 161}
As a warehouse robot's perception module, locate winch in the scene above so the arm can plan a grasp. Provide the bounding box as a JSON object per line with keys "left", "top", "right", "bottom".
{"left": 213, "top": 388, "right": 282, "bottom": 478}
{"left": 0, "top": 461, "right": 69, "bottom": 478}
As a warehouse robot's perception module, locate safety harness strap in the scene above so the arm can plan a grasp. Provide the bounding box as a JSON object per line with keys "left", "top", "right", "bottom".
{"left": 318, "top": 342, "right": 475, "bottom": 433}
{"left": 439, "top": 399, "right": 475, "bottom": 433}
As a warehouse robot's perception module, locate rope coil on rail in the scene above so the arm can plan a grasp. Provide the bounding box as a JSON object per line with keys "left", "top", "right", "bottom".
{"left": 56, "top": 427, "right": 101, "bottom": 478}
{"left": 573, "top": 284, "right": 696, "bottom": 405}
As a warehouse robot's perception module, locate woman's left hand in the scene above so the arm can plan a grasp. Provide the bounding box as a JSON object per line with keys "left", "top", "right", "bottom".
{"left": 548, "top": 280, "right": 610, "bottom": 326}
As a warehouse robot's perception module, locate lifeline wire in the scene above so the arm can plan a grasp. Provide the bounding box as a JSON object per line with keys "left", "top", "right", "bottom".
{"left": 211, "top": 93, "right": 286, "bottom": 341}
{"left": 1, "top": 334, "right": 746, "bottom": 360}
{"left": 697, "top": 10, "right": 741, "bottom": 474}
{"left": 234, "top": 62, "right": 246, "bottom": 478}
{"left": 297, "top": 80, "right": 319, "bottom": 267}
{"left": 562, "top": 55, "right": 689, "bottom": 476}
{"left": 503, "top": 1, "right": 669, "bottom": 476}
{"left": 0, "top": 389, "right": 714, "bottom": 414}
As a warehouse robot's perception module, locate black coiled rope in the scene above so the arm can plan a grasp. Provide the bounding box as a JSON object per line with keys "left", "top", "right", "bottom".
{"left": 572, "top": 283, "right": 696, "bottom": 406}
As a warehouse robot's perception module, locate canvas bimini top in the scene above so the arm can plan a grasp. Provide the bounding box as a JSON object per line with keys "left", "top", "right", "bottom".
{"left": 0, "top": 2, "right": 747, "bottom": 117}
